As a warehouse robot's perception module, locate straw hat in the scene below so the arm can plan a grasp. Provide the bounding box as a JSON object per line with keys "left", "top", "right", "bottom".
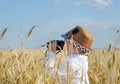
{"left": 61, "top": 26, "right": 94, "bottom": 53}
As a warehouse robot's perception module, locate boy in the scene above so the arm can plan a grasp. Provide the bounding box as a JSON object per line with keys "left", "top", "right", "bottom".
{"left": 46, "top": 26, "right": 94, "bottom": 84}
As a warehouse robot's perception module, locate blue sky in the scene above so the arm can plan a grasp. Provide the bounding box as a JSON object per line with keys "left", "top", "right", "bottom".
{"left": 0, "top": 0, "right": 120, "bottom": 49}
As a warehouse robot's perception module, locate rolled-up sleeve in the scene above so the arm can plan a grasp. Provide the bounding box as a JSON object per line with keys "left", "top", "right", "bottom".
{"left": 45, "top": 52, "right": 56, "bottom": 70}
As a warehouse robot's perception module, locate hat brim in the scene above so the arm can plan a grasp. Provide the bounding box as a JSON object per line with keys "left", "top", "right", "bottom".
{"left": 61, "top": 33, "right": 71, "bottom": 39}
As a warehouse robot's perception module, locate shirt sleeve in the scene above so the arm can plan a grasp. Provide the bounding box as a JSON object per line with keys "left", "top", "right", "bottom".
{"left": 45, "top": 52, "right": 56, "bottom": 60}
{"left": 45, "top": 52, "right": 56, "bottom": 69}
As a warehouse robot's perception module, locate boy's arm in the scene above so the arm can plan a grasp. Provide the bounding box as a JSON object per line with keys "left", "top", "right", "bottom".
{"left": 45, "top": 52, "right": 56, "bottom": 69}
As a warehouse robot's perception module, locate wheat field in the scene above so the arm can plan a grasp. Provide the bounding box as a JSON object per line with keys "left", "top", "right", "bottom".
{"left": 0, "top": 47, "right": 120, "bottom": 84}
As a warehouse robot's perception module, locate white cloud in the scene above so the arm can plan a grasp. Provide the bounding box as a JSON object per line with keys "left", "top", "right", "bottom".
{"left": 74, "top": 0, "right": 113, "bottom": 8}
{"left": 93, "top": 0, "right": 112, "bottom": 7}
{"left": 53, "top": 0, "right": 113, "bottom": 8}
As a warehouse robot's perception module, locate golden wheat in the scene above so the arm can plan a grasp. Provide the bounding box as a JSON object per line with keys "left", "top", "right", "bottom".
{"left": 0, "top": 48, "right": 120, "bottom": 84}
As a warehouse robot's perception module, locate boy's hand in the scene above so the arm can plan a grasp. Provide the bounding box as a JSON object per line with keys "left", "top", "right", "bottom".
{"left": 47, "top": 40, "right": 57, "bottom": 53}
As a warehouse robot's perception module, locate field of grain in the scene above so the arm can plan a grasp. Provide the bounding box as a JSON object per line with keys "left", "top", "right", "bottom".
{"left": 0, "top": 48, "right": 120, "bottom": 84}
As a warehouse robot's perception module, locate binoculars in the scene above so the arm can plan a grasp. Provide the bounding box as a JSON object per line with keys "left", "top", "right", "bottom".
{"left": 46, "top": 40, "right": 64, "bottom": 51}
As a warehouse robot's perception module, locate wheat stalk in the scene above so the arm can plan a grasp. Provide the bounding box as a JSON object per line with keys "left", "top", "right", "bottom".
{"left": 27, "top": 26, "right": 35, "bottom": 39}
{"left": 108, "top": 43, "right": 112, "bottom": 53}
{"left": 19, "top": 26, "right": 35, "bottom": 48}
{"left": 0, "top": 28, "right": 8, "bottom": 40}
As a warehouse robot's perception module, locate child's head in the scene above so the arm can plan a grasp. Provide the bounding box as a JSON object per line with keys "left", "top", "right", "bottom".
{"left": 61, "top": 26, "right": 94, "bottom": 54}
